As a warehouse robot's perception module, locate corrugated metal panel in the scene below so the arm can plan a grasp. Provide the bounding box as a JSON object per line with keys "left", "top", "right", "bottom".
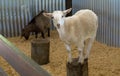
{"left": 0, "top": 0, "right": 66, "bottom": 37}
{"left": 72, "top": 0, "right": 120, "bottom": 47}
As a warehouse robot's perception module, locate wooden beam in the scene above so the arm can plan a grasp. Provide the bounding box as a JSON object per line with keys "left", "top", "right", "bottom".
{"left": 0, "top": 35, "right": 51, "bottom": 76}
{"left": 66, "top": 0, "right": 72, "bottom": 16}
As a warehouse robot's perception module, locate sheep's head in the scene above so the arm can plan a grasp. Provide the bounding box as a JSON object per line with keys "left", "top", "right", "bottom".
{"left": 43, "top": 8, "right": 72, "bottom": 29}
{"left": 21, "top": 29, "right": 30, "bottom": 40}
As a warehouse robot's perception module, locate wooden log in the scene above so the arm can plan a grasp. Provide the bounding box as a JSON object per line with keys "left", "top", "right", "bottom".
{"left": 66, "top": 0, "right": 72, "bottom": 16}
{"left": 31, "top": 39, "right": 50, "bottom": 65}
{"left": 66, "top": 58, "right": 88, "bottom": 76}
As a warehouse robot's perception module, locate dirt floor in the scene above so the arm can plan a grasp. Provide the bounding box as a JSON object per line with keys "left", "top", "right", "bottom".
{"left": 0, "top": 30, "right": 120, "bottom": 76}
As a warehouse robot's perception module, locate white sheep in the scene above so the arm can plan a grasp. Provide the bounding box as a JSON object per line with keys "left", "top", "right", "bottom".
{"left": 43, "top": 8, "right": 98, "bottom": 64}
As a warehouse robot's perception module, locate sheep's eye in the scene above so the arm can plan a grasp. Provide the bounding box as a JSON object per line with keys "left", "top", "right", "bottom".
{"left": 62, "top": 16, "right": 64, "bottom": 18}
{"left": 51, "top": 16, "right": 54, "bottom": 19}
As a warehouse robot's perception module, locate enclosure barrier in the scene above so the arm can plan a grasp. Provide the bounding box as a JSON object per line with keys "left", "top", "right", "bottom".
{"left": 0, "top": 34, "right": 51, "bottom": 76}
{"left": 0, "top": 0, "right": 66, "bottom": 37}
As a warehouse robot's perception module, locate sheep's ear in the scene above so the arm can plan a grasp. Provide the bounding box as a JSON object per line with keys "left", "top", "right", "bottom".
{"left": 63, "top": 8, "right": 72, "bottom": 15}
{"left": 43, "top": 13, "right": 53, "bottom": 18}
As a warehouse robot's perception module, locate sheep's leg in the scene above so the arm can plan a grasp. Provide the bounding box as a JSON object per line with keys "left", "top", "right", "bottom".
{"left": 78, "top": 42, "right": 84, "bottom": 64}
{"left": 48, "top": 28, "right": 50, "bottom": 37}
{"left": 41, "top": 32, "right": 45, "bottom": 38}
{"left": 35, "top": 32, "right": 38, "bottom": 38}
{"left": 85, "top": 38, "right": 94, "bottom": 59}
{"left": 65, "top": 44, "right": 72, "bottom": 63}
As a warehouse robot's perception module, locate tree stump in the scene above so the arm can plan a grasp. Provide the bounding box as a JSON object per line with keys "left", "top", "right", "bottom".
{"left": 66, "top": 58, "right": 88, "bottom": 76}
{"left": 31, "top": 39, "right": 50, "bottom": 65}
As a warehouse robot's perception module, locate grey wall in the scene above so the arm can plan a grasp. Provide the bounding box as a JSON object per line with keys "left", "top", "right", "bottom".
{"left": 72, "top": 0, "right": 120, "bottom": 47}
{"left": 0, "top": 0, "right": 65, "bottom": 37}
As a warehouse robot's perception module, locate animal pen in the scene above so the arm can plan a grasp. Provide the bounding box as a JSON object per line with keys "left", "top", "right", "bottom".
{"left": 0, "top": 0, "right": 120, "bottom": 76}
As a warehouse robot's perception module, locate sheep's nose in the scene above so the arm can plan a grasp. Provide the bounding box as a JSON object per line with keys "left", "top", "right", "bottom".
{"left": 57, "top": 24, "right": 60, "bottom": 29}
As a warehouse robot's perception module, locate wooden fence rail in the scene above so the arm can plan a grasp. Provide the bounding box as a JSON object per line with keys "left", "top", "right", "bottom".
{"left": 0, "top": 35, "right": 51, "bottom": 76}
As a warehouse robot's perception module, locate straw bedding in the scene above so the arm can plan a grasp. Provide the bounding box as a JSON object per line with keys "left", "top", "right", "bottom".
{"left": 0, "top": 30, "right": 120, "bottom": 76}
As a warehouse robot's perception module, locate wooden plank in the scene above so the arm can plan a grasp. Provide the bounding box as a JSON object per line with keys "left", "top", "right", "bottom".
{"left": 66, "top": 0, "right": 72, "bottom": 16}
{"left": 0, "top": 35, "right": 51, "bottom": 76}
{"left": 0, "top": 67, "right": 8, "bottom": 76}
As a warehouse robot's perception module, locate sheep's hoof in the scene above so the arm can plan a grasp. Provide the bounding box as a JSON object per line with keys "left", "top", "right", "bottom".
{"left": 78, "top": 59, "right": 84, "bottom": 64}
{"left": 84, "top": 58, "right": 88, "bottom": 62}
{"left": 68, "top": 59, "right": 72, "bottom": 63}
{"left": 84, "top": 55, "right": 88, "bottom": 60}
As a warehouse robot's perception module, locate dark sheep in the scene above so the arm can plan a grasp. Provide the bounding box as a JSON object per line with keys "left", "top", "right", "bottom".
{"left": 21, "top": 10, "right": 50, "bottom": 40}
